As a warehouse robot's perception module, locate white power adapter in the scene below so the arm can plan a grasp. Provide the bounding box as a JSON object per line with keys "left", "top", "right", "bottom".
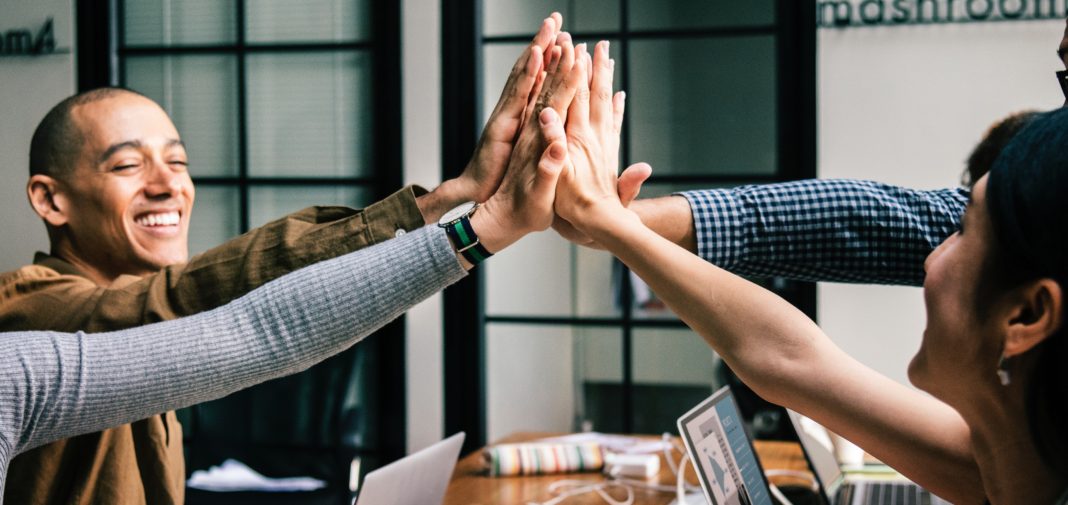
{"left": 603, "top": 452, "right": 660, "bottom": 479}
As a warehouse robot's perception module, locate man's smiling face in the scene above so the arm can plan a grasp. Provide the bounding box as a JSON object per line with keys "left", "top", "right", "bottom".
{"left": 55, "top": 92, "right": 195, "bottom": 278}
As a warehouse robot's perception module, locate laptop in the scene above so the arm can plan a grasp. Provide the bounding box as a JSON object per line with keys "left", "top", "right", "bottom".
{"left": 785, "top": 409, "right": 948, "bottom": 505}
{"left": 676, "top": 386, "right": 775, "bottom": 505}
{"left": 354, "top": 432, "right": 465, "bottom": 505}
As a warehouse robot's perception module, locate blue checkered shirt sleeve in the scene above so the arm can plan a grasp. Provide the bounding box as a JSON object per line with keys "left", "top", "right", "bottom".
{"left": 679, "top": 179, "right": 969, "bottom": 286}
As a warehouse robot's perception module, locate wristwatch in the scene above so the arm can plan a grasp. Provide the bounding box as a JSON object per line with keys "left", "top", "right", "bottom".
{"left": 438, "top": 201, "right": 494, "bottom": 265}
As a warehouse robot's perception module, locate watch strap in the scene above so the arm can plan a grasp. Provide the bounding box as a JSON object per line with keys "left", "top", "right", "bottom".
{"left": 444, "top": 216, "right": 493, "bottom": 265}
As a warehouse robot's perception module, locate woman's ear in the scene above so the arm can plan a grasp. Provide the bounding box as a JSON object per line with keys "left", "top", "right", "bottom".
{"left": 27, "top": 175, "right": 70, "bottom": 228}
{"left": 1003, "top": 279, "right": 1064, "bottom": 357}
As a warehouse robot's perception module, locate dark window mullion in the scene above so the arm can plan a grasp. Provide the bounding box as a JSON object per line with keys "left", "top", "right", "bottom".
{"left": 236, "top": 0, "right": 250, "bottom": 233}
{"left": 619, "top": 0, "right": 635, "bottom": 436}
{"left": 486, "top": 315, "right": 690, "bottom": 329}
{"left": 481, "top": 25, "right": 778, "bottom": 43}
{"left": 121, "top": 41, "right": 374, "bottom": 55}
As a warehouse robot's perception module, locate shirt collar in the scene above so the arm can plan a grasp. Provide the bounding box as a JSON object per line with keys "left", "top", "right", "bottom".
{"left": 32, "top": 252, "right": 89, "bottom": 278}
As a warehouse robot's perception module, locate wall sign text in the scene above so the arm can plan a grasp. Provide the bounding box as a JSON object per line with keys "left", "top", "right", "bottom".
{"left": 0, "top": 18, "right": 59, "bottom": 57}
{"left": 819, "top": 0, "right": 1067, "bottom": 27}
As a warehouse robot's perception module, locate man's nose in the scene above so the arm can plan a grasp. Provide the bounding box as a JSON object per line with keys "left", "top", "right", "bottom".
{"left": 144, "top": 161, "right": 184, "bottom": 196}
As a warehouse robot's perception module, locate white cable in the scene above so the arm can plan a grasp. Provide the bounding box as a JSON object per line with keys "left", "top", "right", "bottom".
{"left": 768, "top": 483, "right": 793, "bottom": 505}
{"left": 662, "top": 432, "right": 680, "bottom": 475}
{"left": 609, "top": 477, "right": 693, "bottom": 493}
{"left": 676, "top": 452, "right": 691, "bottom": 505}
{"left": 526, "top": 479, "right": 634, "bottom": 505}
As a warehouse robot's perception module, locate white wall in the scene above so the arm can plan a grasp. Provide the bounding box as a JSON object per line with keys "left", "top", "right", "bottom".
{"left": 0, "top": 0, "right": 75, "bottom": 271}
{"left": 817, "top": 20, "right": 1063, "bottom": 385}
{"left": 401, "top": 0, "right": 445, "bottom": 453}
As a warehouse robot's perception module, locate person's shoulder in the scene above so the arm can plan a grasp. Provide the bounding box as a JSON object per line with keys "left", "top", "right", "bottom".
{"left": 0, "top": 262, "right": 94, "bottom": 313}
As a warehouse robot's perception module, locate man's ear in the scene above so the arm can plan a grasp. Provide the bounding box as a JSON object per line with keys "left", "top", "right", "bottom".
{"left": 27, "top": 174, "right": 70, "bottom": 227}
{"left": 1003, "top": 279, "right": 1064, "bottom": 357}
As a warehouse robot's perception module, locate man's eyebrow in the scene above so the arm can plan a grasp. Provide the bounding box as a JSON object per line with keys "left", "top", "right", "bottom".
{"left": 96, "top": 138, "right": 185, "bottom": 164}
{"left": 97, "top": 140, "right": 143, "bottom": 164}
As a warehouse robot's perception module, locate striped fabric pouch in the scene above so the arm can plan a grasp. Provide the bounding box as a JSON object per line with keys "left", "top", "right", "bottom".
{"left": 483, "top": 442, "right": 604, "bottom": 476}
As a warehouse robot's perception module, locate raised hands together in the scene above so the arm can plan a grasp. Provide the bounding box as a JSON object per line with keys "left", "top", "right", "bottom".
{"left": 455, "top": 13, "right": 649, "bottom": 260}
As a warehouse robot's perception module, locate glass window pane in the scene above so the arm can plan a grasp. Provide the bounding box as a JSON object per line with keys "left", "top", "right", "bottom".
{"left": 124, "top": 0, "right": 236, "bottom": 46}
{"left": 485, "top": 232, "right": 619, "bottom": 318}
{"left": 485, "top": 232, "right": 571, "bottom": 316}
{"left": 482, "top": 40, "right": 621, "bottom": 127}
{"left": 574, "top": 328, "right": 624, "bottom": 433}
{"left": 487, "top": 325, "right": 621, "bottom": 441}
{"left": 627, "top": 0, "right": 774, "bottom": 31}
{"left": 632, "top": 328, "right": 720, "bottom": 433}
{"left": 483, "top": 0, "right": 620, "bottom": 36}
{"left": 188, "top": 186, "right": 241, "bottom": 256}
{"left": 245, "top": 0, "right": 371, "bottom": 43}
{"left": 249, "top": 185, "right": 373, "bottom": 228}
{"left": 629, "top": 36, "right": 777, "bottom": 176}
{"left": 125, "top": 55, "right": 240, "bottom": 178}
{"left": 247, "top": 52, "right": 373, "bottom": 178}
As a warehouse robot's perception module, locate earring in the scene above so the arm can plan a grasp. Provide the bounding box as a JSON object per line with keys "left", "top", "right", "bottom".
{"left": 996, "top": 355, "right": 1012, "bottom": 386}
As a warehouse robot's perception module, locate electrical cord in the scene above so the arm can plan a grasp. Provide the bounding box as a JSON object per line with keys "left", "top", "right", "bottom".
{"left": 527, "top": 471, "right": 634, "bottom": 505}
{"left": 528, "top": 433, "right": 814, "bottom": 505}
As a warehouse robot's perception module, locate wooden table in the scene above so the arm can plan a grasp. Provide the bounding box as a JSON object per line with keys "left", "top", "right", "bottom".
{"left": 444, "top": 433, "right": 812, "bottom": 505}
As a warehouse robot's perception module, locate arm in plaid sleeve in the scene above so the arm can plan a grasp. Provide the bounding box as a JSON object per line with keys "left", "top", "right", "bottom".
{"left": 679, "top": 179, "right": 968, "bottom": 286}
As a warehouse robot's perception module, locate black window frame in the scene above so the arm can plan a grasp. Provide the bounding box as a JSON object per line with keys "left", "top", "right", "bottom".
{"left": 76, "top": 0, "right": 407, "bottom": 492}
{"left": 442, "top": 0, "right": 817, "bottom": 452}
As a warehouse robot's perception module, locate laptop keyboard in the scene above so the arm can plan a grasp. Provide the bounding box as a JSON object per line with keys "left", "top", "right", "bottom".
{"left": 840, "top": 481, "right": 933, "bottom": 505}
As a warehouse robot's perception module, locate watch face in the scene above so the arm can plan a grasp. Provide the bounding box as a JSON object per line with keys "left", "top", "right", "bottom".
{"left": 439, "top": 201, "right": 478, "bottom": 226}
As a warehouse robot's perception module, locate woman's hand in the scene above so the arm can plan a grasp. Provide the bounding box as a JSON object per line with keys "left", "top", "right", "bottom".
{"left": 551, "top": 162, "right": 651, "bottom": 249}
{"left": 550, "top": 41, "right": 634, "bottom": 233}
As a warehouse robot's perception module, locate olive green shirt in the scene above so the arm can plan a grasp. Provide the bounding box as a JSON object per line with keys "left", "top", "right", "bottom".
{"left": 0, "top": 186, "right": 426, "bottom": 505}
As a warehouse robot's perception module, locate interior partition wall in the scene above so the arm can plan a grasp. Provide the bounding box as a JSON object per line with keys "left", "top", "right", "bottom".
{"left": 80, "top": 0, "right": 406, "bottom": 499}
{"left": 444, "top": 0, "right": 817, "bottom": 451}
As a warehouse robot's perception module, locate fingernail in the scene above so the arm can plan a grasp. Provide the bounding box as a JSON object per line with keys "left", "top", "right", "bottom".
{"left": 605, "top": 40, "right": 610, "bottom": 53}
{"left": 540, "top": 108, "right": 555, "bottom": 125}
{"left": 549, "top": 142, "right": 566, "bottom": 161}
{"left": 620, "top": 90, "right": 626, "bottom": 101}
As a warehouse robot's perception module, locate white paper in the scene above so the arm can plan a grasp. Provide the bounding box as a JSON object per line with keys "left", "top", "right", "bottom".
{"left": 186, "top": 459, "right": 327, "bottom": 492}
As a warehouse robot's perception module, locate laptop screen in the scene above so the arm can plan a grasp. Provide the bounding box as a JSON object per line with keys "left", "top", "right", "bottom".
{"left": 786, "top": 409, "right": 843, "bottom": 502}
{"left": 677, "top": 387, "right": 773, "bottom": 505}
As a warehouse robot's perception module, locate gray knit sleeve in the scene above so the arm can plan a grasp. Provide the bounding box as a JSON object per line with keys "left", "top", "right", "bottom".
{"left": 0, "top": 225, "right": 465, "bottom": 463}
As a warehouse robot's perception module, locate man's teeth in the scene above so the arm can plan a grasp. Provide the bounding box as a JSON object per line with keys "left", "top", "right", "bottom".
{"left": 135, "top": 212, "right": 180, "bottom": 227}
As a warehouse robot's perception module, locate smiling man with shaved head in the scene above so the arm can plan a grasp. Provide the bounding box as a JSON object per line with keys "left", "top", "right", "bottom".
{"left": 27, "top": 89, "right": 195, "bottom": 285}
{"left": 0, "top": 13, "right": 572, "bottom": 504}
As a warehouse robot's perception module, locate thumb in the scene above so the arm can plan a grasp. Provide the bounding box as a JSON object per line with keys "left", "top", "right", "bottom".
{"left": 531, "top": 140, "right": 567, "bottom": 198}
{"left": 531, "top": 107, "right": 569, "bottom": 197}
{"left": 618, "top": 162, "right": 652, "bottom": 206}
{"left": 538, "top": 107, "right": 567, "bottom": 147}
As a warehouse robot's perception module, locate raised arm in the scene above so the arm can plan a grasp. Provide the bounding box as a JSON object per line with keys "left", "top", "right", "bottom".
{"left": 0, "top": 15, "right": 567, "bottom": 335}
{"left": 0, "top": 226, "right": 463, "bottom": 463}
{"left": 547, "top": 42, "right": 984, "bottom": 504}
{"left": 0, "top": 20, "right": 584, "bottom": 475}
{"left": 677, "top": 181, "right": 966, "bottom": 285}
